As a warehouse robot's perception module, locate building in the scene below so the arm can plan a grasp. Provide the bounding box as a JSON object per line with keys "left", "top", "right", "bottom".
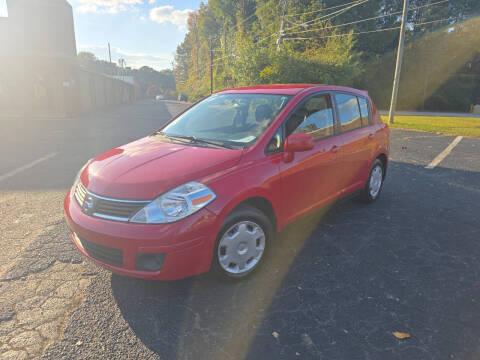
{"left": 0, "top": 0, "right": 135, "bottom": 118}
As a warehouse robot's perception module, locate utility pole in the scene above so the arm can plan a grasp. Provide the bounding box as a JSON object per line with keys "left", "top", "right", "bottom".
{"left": 276, "top": 0, "right": 287, "bottom": 52}
{"left": 209, "top": 38, "right": 214, "bottom": 94}
{"left": 119, "top": 59, "right": 126, "bottom": 81}
{"left": 108, "top": 42, "right": 112, "bottom": 63}
{"left": 388, "top": 0, "right": 409, "bottom": 124}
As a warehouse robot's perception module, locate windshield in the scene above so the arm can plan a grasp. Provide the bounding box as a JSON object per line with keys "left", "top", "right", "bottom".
{"left": 161, "top": 94, "right": 292, "bottom": 148}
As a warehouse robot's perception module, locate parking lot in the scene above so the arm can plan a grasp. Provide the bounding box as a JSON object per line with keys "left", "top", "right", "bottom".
{"left": 1, "top": 101, "right": 479, "bottom": 360}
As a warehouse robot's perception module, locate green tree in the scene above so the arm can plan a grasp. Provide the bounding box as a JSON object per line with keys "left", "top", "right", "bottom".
{"left": 174, "top": 0, "right": 480, "bottom": 108}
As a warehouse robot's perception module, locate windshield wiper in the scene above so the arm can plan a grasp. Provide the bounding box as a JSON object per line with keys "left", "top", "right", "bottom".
{"left": 154, "top": 131, "right": 191, "bottom": 142}
{"left": 159, "top": 133, "right": 234, "bottom": 149}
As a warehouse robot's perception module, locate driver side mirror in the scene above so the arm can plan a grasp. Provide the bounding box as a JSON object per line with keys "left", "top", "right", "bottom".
{"left": 283, "top": 133, "right": 314, "bottom": 162}
{"left": 284, "top": 133, "right": 314, "bottom": 152}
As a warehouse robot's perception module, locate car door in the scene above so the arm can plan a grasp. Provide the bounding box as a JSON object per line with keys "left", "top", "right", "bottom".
{"left": 357, "top": 96, "right": 379, "bottom": 180}
{"left": 332, "top": 92, "right": 373, "bottom": 194}
{"left": 277, "top": 92, "right": 343, "bottom": 224}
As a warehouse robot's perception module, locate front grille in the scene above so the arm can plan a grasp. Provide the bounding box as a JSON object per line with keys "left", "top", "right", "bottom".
{"left": 74, "top": 183, "right": 150, "bottom": 221}
{"left": 74, "top": 182, "right": 87, "bottom": 206}
{"left": 79, "top": 237, "right": 124, "bottom": 267}
{"left": 94, "top": 198, "right": 146, "bottom": 219}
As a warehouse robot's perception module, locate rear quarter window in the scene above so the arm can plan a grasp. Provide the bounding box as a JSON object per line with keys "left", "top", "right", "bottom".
{"left": 358, "top": 97, "right": 372, "bottom": 126}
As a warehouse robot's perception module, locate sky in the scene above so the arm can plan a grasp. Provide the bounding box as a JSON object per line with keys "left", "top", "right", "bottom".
{"left": 0, "top": 0, "right": 201, "bottom": 71}
{"left": 0, "top": 0, "right": 7, "bottom": 17}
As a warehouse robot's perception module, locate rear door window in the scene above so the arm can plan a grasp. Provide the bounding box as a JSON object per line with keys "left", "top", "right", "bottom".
{"left": 334, "top": 93, "right": 362, "bottom": 133}
{"left": 358, "top": 97, "right": 371, "bottom": 126}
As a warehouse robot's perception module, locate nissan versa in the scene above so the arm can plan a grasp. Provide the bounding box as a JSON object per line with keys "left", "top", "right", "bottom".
{"left": 64, "top": 84, "right": 390, "bottom": 280}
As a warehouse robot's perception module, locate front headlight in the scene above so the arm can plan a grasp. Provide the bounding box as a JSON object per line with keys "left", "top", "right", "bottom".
{"left": 130, "top": 181, "right": 216, "bottom": 224}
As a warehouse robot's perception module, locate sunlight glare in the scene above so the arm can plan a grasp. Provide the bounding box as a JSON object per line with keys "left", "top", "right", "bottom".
{"left": 0, "top": 0, "right": 7, "bottom": 18}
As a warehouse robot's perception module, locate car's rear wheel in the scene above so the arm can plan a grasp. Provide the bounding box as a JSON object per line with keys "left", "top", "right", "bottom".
{"left": 361, "top": 159, "right": 385, "bottom": 203}
{"left": 212, "top": 205, "right": 273, "bottom": 280}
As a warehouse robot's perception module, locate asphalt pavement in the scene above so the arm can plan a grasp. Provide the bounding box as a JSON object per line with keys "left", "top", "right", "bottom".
{"left": 0, "top": 101, "right": 479, "bottom": 360}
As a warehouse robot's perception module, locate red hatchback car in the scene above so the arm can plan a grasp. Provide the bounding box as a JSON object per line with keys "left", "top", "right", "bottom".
{"left": 65, "top": 84, "right": 389, "bottom": 280}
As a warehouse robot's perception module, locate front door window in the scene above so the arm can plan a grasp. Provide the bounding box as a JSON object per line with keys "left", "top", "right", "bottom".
{"left": 286, "top": 94, "right": 335, "bottom": 140}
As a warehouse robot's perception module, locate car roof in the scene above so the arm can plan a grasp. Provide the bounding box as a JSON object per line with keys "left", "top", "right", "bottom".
{"left": 218, "top": 84, "right": 369, "bottom": 97}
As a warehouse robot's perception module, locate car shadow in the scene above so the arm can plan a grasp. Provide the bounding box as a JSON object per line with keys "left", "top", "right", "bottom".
{"left": 111, "top": 161, "right": 480, "bottom": 360}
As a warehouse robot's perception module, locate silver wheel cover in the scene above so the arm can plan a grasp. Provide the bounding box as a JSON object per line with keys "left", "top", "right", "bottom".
{"left": 369, "top": 165, "right": 383, "bottom": 198}
{"left": 218, "top": 221, "right": 266, "bottom": 275}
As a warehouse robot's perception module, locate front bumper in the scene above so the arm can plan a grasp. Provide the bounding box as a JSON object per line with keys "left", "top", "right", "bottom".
{"left": 64, "top": 189, "right": 221, "bottom": 280}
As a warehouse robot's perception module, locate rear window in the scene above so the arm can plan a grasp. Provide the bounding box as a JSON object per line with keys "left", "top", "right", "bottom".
{"left": 335, "top": 93, "right": 362, "bottom": 133}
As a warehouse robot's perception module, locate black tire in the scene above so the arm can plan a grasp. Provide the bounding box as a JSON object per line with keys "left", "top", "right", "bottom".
{"left": 360, "top": 159, "right": 385, "bottom": 203}
{"left": 212, "top": 205, "right": 274, "bottom": 281}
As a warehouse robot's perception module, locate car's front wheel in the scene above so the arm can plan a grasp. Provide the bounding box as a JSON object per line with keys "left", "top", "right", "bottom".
{"left": 212, "top": 205, "right": 273, "bottom": 280}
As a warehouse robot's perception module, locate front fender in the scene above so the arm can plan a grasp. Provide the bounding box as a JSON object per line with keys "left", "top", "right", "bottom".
{"left": 203, "top": 157, "right": 283, "bottom": 231}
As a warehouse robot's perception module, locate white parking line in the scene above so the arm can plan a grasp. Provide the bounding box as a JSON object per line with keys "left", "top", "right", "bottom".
{"left": 0, "top": 152, "right": 58, "bottom": 183}
{"left": 425, "top": 136, "right": 463, "bottom": 169}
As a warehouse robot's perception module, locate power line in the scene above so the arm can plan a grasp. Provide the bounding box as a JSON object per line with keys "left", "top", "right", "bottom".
{"left": 265, "top": 0, "right": 445, "bottom": 44}
{"left": 212, "top": 23, "right": 280, "bottom": 65}
{"left": 285, "top": 0, "right": 450, "bottom": 34}
{"left": 410, "top": 0, "right": 450, "bottom": 12}
{"left": 179, "top": 1, "right": 455, "bottom": 86}
{"left": 187, "top": 1, "right": 371, "bottom": 66}
{"left": 283, "top": 26, "right": 400, "bottom": 40}
{"left": 285, "top": 0, "right": 367, "bottom": 18}
{"left": 256, "top": 31, "right": 280, "bottom": 46}
{"left": 233, "top": 11, "right": 258, "bottom": 31}
{"left": 178, "top": 24, "right": 278, "bottom": 83}
{"left": 211, "top": 35, "right": 280, "bottom": 66}
{"left": 213, "top": 0, "right": 372, "bottom": 66}
{"left": 291, "top": 0, "right": 369, "bottom": 29}
{"left": 276, "top": 1, "right": 369, "bottom": 32}
{"left": 282, "top": 17, "right": 458, "bottom": 41}
{"left": 321, "top": 0, "right": 370, "bottom": 22}
{"left": 211, "top": 21, "right": 277, "bottom": 59}
{"left": 210, "top": 10, "right": 259, "bottom": 41}
{"left": 187, "top": 27, "right": 275, "bottom": 75}
{"left": 179, "top": 4, "right": 454, "bottom": 84}
{"left": 275, "top": 0, "right": 370, "bottom": 38}
{"left": 412, "top": 16, "right": 459, "bottom": 27}
{"left": 285, "top": 11, "right": 403, "bottom": 36}
{"left": 283, "top": 0, "right": 450, "bottom": 37}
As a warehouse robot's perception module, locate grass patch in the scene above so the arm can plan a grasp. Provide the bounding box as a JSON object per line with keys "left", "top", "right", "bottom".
{"left": 381, "top": 115, "right": 480, "bottom": 138}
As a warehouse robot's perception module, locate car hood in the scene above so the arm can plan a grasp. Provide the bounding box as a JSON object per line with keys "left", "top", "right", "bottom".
{"left": 80, "top": 136, "right": 243, "bottom": 199}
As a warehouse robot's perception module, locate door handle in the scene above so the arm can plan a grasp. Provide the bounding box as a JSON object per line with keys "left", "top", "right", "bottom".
{"left": 330, "top": 145, "right": 339, "bottom": 153}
